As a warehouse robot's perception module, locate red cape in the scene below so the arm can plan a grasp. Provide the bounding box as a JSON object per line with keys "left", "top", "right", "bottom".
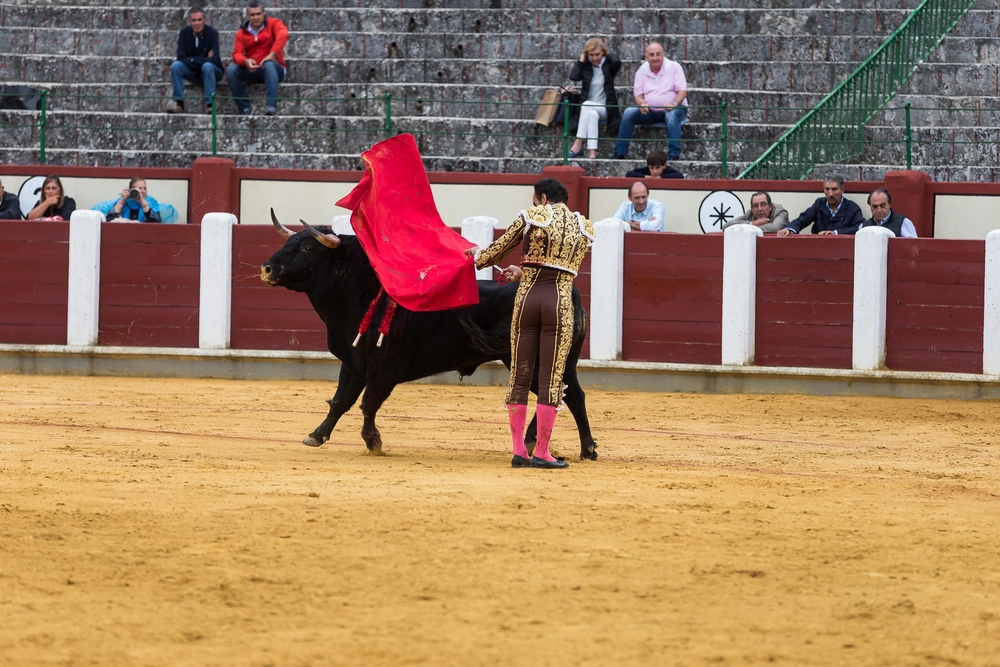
{"left": 335, "top": 134, "right": 479, "bottom": 312}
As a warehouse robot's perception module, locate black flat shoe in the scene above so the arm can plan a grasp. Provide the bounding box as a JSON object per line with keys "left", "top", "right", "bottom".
{"left": 511, "top": 455, "right": 532, "bottom": 468}
{"left": 530, "top": 456, "right": 569, "bottom": 469}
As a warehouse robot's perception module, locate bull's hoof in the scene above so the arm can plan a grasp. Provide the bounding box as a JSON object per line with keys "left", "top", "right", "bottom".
{"left": 303, "top": 435, "right": 327, "bottom": 447}
{"left": 367, "top": 447, "right": 387, "bottom": 457}
{"left": 580, "top": 444, "right": 598, "bottom": 461}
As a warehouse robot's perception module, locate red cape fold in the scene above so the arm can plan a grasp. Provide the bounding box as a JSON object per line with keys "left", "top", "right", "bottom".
{"left": 335, "top": 134, "right": 479, "bottom": 312}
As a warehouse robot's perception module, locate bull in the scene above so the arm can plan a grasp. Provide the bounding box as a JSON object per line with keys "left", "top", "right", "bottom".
{"left": 259, "top": 210, "right": 598, "bottom": 460}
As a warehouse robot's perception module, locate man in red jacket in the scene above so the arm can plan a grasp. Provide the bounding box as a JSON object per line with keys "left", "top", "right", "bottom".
{"left": 225, "top": 1, "right": 288, "bottom": 116}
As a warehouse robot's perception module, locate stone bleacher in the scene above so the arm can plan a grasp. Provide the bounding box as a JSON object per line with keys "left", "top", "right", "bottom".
{"left": 1, "top": 0, "right": 998, "bottom": 180}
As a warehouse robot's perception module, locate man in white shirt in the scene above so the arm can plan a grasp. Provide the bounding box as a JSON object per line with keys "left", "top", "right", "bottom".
{"left": 613, "top": 182, "right": 666, "bottom": 232}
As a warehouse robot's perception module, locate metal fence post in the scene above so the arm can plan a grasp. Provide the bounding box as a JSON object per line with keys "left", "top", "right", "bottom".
{"left": 211, "top": 92, "right": 218, "bottom": 157}
{"left": 39, "top": 90, "right": 47, "bottom": 165}
{"left": 562, "top": 99, "right": 570, "bottom": 165}
{"left": 384, "top": 93, "right": 393, "bottom": 140}
{"left": 720, "top": 101, "right": 728, "bottom": 179}
{"left": 905, "top": 102, "right": 912, "bottom": 170}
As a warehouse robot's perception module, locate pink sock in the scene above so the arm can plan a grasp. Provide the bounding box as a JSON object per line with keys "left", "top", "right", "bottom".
{"left": 533, "top": 404, "right": 558, "bottom": 461}
{"left": 508, "top": 404, "right": 528, "bottom": 458}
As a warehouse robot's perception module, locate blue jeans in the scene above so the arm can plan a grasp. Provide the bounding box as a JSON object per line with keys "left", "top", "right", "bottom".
{"left": 170, "top": 60, "right": 223, "bottom": 108}
{"left": 614, "top": 105, "right": 689, "bottom": 159}
{"left": 226, "top": 61, "right": 285, "bottom": 112}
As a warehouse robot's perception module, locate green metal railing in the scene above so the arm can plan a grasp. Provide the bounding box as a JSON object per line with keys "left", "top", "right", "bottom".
{"left": 738, "top": 0, "right": 978, "bottom": 180}
{"left": 6, "top": 89, "right": 1000, "bottom": 178}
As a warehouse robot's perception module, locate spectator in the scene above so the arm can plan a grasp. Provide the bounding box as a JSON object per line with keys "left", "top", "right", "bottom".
{"left": 0, "top": 178, "right": 22, "bottom": 219}
{"left": 94, "top": 177, "right": 177, "bottom": 223}
{"left": 776, "top": 175, "right": 864, "bottom": 236}
{"left": 167, "top": 7, "right": 224, "bottom": 115}
{"left": 861, "top": 187, "right": 917, "bottom": 238}
{"left": 625, "top": 150, "right": 684, "bottom": 179}
{"left": 26, "top": 176, "right": 75, "bottom": 221}
{"left": 566, "top": 38, "right": 621, "bottom": 160}
{"left": 226, "top": 1, "right": 288, "bottom": 116}
{"left": 612, "top": 43, "right": 688, "bottom": 161}
{"left": 723, "top": 191, "right": 789, "bottom": 233}
{"left": 613, "top": 181, "right": 665, "bottom": 232}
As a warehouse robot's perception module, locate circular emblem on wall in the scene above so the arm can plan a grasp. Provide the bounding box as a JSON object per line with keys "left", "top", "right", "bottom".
{"left": 17, "top": 176, "right": 47, "bottom": 219}
{"left": 698, "top": 190, "right": 744, "bottom": 234}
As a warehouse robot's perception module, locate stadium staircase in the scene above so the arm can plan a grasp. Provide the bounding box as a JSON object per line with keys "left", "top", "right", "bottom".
{"left": 0, "top": 0, "right": 999, "bottom": 180}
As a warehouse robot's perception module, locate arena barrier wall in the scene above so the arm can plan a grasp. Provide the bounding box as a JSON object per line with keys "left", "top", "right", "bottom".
{"left": 4, "top": 214, "right": 1000, "bottom": 380}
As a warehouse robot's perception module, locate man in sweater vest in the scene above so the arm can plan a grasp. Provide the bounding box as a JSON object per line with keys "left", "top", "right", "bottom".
{"left": 861, "top": 188, "right": 918, "bottom": 238}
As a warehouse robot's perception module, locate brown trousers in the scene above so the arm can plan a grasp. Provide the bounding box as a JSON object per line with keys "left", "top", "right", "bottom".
{"left": 507, "top": 266, "right": 576, "bottom": 407}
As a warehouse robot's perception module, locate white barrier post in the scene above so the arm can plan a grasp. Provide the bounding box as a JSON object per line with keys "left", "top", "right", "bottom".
{"left": 590, "top": 218, "right": 626, "bottom": 360}
{"left": 853, "top": 226, "right": 893, "bottom": 371}
{"left": 66, "top": 210, "right": 103, "bottom": 347}
{"left": 722, "top": 224, "right": 763, "bottom": 365}
{"left": 461, "top": 216, "right": 498, "bottom": 280}
{"left": 199, "top": 213, "right": 238, "bottom": 349}
{"left": 984, "top": 230, "right": 1000, "bottom": 375}
{"left": 330, "top": 214, "right": 354, "bottom": 236}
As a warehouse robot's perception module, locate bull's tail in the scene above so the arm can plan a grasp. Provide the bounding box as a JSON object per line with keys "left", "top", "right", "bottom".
{"left": 459, "top": 313, "right": 510, "bottom": 358}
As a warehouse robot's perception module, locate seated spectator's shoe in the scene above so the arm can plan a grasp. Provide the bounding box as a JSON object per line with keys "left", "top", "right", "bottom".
{"left": 567, "top": 149, "right": 583, "bottom": 159}
{"left": 530, "top": 456, "right": 569, "bottom": 469}
{"left": 511, "top": 455, "right": 532, "bottom": 468}
{"left": 166, "top": 103, "right": 184, "bottom": 114}
{"left": 611, "top": 153, "right": 627, "bottom": 160}
{"left": 203, "top": 104, "right": 213, "bottom": 115}
{"left": 668, "top": 154, "right": 680, "bottom": 161}
{"left": 240, "top": 104, "right": 254, "bottom": 116}
{"left": 265, "top": 106, "right": 277, "bottom": 116}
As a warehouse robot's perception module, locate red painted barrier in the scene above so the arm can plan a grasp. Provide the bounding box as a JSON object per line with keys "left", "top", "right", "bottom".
{"left": 0, "top": 221, "right": 69, "bottom": 345}
{"left": 622, "top": 233, "right": 723, "bottom": 364}
{"left": 756, "top": 236, "right": 854, "bottom": 369}
{"left": 98, "top": 224, "right": 200, "bottom": 347}
{"left": 230, "top": 225, "right": 327, "bottom": 351}
{"left": 886, "top": 239, "right": 984, "bottom": 373}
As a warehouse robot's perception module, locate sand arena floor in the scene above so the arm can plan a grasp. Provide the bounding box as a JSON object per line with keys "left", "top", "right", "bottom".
{"left": 1, "top": 374, "right": 999, "bottom": 666}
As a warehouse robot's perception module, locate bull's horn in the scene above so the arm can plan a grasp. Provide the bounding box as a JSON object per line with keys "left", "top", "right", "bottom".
{"left": 270, "top": 208, "right": 294, "bottom": 239}
{"left": 301, "top": 219, "right": 341, "bottom": 249}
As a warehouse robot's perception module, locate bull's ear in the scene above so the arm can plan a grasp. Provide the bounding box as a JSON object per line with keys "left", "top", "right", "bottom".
{"left": 301, "top": 219, "right": 341, "bottom": 249}
{"left": 270, "top": 208, "right": 294, "bottom": 239}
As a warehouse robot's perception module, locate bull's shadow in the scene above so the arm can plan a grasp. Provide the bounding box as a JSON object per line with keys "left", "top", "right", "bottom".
{"left": 260, "top": 211, "right": 598, "bottom": 460}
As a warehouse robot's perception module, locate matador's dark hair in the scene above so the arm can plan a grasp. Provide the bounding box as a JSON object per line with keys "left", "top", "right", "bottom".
{"left": 533, "top": 178, "right": 569, "bottom": 204}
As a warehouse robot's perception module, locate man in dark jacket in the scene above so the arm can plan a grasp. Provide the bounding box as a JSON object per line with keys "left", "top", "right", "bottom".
{"left": 777, "top": 174, "right": 864, "bottom": 236}
{"left": 0, "top": 179, "right": 22, "bottom": 219}
{"left": 167, "top": 7, "right": 223, "bottom": 114}
{"left": 860, "top": 187, "right": 918, "bottom": 238}
{"left": 625, "top": 150, "right": 684, "bottom": 179}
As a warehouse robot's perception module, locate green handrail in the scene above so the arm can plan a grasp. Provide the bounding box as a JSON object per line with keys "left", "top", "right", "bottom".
{"left": 384, "top": 93, "right": 392, "bottom": 140}
{"left": 39, "top": 90, "right": 47, "bottom": 165}
{"left": 738, "top": 0, "right": 978, "bottom": 180}
{"left": 210, "top": 92, "right": 218, "bottom": 157}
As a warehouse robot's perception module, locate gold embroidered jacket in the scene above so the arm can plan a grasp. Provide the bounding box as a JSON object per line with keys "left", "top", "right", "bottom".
{"left": 474, "top": 203, "right": 595, "bottom": 276}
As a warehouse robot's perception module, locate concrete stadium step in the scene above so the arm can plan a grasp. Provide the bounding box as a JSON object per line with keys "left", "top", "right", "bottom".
{"left": 2, "top": 27, "right": 900, "bottom": 63}
{"left": 4, "top": 0, "right": 933, "bottom": 9}
{"left": 0, "top": 6, "right": 919, "bottom": 34}
{"left": 0, "top": 53, "right": 863, "bottom": 91}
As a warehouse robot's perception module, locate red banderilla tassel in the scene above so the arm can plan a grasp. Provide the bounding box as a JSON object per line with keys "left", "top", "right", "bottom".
{"left": 353, "top": 287, "right": 385, "bottom": 347}
{"left": 377, "top": 299, "right": 398, "bottom": 347}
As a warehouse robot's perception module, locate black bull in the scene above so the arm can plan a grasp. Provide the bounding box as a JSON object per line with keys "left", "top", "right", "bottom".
{"left": 259, "top": 211, "right": 598, "bottom": 460}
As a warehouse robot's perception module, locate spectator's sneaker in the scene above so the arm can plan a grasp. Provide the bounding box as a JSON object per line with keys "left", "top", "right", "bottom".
{"left": 265, "top": 106, "right": 277, "bottom": 116}
{"left": 166, "top": 103, "right": 184, "bottom": 114}
{"left": 240, "top": 104, "right": 254, "bottom": 116}
{"left": 611, "top": 153, "right": 627, "bottom": 160}
{"left": 203, "top": 104, "right": 213, "bottom": 115}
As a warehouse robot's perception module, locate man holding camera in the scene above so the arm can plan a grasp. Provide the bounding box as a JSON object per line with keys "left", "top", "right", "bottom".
{"left": 166, "top": 7, "right": 223, "bottom": 115}
{"left": 226, "top": 1, "right": 288, "bottom": 116}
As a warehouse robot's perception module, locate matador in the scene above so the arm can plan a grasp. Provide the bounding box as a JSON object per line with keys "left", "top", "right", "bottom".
{"left": 469, "top": 178, "right": 594, "bottom": 469}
